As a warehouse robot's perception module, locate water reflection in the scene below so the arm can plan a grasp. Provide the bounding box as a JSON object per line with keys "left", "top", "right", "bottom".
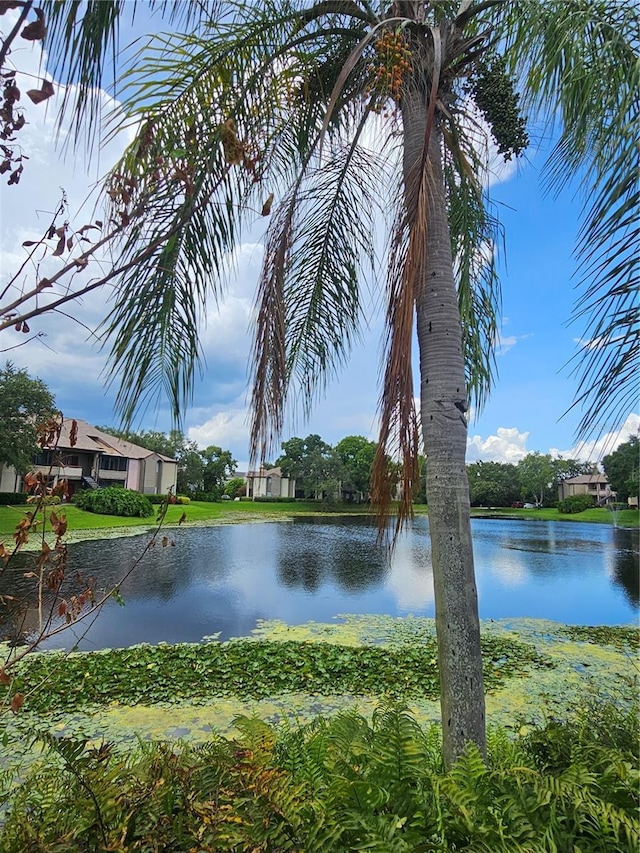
{"left": 0, "top": 518, "right": 636, "bottom": 651}
{"left": 611, "top": 527, "right": 639, "bottom": 607}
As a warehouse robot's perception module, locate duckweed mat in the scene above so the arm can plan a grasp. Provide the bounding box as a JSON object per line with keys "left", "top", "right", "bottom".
{"left": 1, "top": 616, "right": 637, "bottom": 769}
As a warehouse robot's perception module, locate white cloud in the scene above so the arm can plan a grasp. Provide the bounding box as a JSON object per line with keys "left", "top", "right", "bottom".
{"left": 466, "top": 427, "right": 530, "bottom": 463}
{"left": 549, "top": 412, "right": 640, "bottom": 464}
{"left": 187, "top": 401, "right": 250, "bottom": 453}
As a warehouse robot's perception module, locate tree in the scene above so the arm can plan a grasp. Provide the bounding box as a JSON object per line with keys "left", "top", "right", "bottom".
{"left": 467, "top": 461, "right": 520, "bottom": 507}
{"left": 517, "top": 453, "right": 555, "bottom": 506}
{"left": 200, "top": 446, "right": 237, "bottom": 496}
{"left": 224, "top": 477, "right": 246, "bottom": 498}
{"left": 277, "top": 435, "right": 342, "bottom": 500}
{"left": 335, "top": 435, "right": 377, "bottom": 499}
{"left": 0, "top": 362, "right": 56, "bottom": 473}
{"left": 38, "top": 0, "right": 637, "bottom": 766}
{"left": 603, "top": 436, "right": 639, "bottom": 503}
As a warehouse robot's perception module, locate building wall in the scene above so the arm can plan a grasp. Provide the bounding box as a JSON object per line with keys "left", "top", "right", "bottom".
{"left": 247, "top": 470, "right": 295, "bottom": 498}
{"left": 0, "top": 464, "right": 20, "bottom": 492}
{"left": 126, "top": 458, "right": 143, "bottom": 492}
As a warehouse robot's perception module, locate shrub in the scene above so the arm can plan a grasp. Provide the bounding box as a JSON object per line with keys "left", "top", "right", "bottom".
{"left": 558, "top": 493, "right": 595, "bottom": 514}
{"left": 1, "top": 703, "right": 637, "bottom": 852}
{"left": 0, "top": 492, "right": 28, "bottom": 505}
{"left": 190, "top": 491, "right": 220, "bottom": 503}
{"left": 176, "top": 495, "right": 190, "bottom": 505}
{"left": 146, "top": 494, "right": 166, "bottom": 505}
{"left": 72, "top": 487, "right": 154, "bottom": 517}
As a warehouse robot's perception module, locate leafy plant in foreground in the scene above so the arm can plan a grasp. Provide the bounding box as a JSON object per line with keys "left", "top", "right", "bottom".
{"left": 1, "top": 704, "right": 637, "bottom": 852}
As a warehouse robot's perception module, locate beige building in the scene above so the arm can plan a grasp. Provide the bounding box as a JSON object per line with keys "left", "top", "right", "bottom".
{"left": 557, "top": 473, "right": 615, "bottom": 506}
{"left": 245, "top": 466, "right": 296, "bottom": 499}
{"left": 0, "top": 419, "right": 177, "bottom": 497}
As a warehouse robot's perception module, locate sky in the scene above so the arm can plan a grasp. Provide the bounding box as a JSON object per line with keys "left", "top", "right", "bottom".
{"left": 1, "top": 7, "right": 637, "bottom": 471}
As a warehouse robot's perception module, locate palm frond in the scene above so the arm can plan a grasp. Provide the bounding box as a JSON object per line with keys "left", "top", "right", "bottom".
{"left": 251, "top": 140, "right": 380, "bottom": 462}
{"left": 499, "top": 0, "right": 639, "bottom": 438}
{"left": 40, "top": 1, "right": 225, "bottom": 151}
{"left": 442, "top": 113, "right": 502, "bottom": 412}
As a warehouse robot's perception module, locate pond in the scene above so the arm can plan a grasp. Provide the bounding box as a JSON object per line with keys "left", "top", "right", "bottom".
{"left": 1, "top": 517, "right": 637, "bottom": 651}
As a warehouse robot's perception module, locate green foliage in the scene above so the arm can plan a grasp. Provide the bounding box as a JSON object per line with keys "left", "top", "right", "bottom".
{"left": 0, "top": 362, "right": 56, "bottom": 473}
{"left": 277, "top": 435, "right": 343, "bottom": 500}
{"left": 558, "top": 493, "right": 595, "bottom": 514}
{"left": 1, "top": 703, "right": 637, "bottom": 852}
{"left": 467, "top": 461, "right": 520, "bottom": 507}
{"left": 190, "top": 491, "right": 221, "bottom": 503}
{"left": 603, "top": 436, "right": 639, "bottom": 503}
{"left": 176, "top": 495, "right": 190, "bottom": 505}
{"left": 0, "top": 492, "right": 28, "bottom": 505}
{"left": 224, "top": 477, "right": 246, "bottom": 498}
{"left": 2, "top": 635, "right": 551, "bottom": 716}
{"left": 335, "top": 435, "right": 377, "bottom": 497}
{"left": 517, "top": 452, "right": 555, "bottom": 505}
{"left": 72, "top": 486, "right": 154, "bottom": 518}
{"left": 557, "top": 625, "right": 640, "bottom": 653}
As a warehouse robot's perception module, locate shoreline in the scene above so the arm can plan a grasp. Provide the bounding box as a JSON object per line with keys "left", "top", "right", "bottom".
{"left": 6, "top": 504, "right": 637, "bottom": 552}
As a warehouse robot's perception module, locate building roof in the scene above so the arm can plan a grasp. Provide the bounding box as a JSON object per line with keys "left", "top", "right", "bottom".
{"left": 246, "top": 466, "right": 284, "bottom": 478}
{"left": 562, "top": 474, "right": 610, "bottom": 485}
{"left": 54, "top": 419, "right": 177, "bottom": 463}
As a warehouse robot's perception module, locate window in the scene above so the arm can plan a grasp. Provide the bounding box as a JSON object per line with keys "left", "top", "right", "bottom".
{"left": 32, "top": 451, "right": 78, "bottom": 466}
{"left": 100, "top": 455, "right": 128, "bottom": 472}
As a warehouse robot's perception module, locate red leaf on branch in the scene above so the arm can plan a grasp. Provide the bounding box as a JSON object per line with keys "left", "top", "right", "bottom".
{"left": 10, "top": 693, "right": 25, "bottom": 713}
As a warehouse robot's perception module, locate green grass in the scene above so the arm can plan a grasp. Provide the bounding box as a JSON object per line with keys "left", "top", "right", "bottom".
{"left": 0, "top": 500, "right": 636, "bottom": 541}
{"left": 0, "top": 499, "right": 368, "bottom": 539}
{"left": 470, "top": 505, "right": 639, "bottom": 526}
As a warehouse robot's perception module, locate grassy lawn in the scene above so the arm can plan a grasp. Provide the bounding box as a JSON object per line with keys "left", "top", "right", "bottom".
{"left": 0, "top": 499, "right": 373, "bottom": 539}
{"left": 0, "top": 499, "right": 637, "bottom": 540}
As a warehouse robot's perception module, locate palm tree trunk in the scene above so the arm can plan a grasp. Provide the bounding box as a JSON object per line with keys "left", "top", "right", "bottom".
{"left": 403, "top": 100, "right": 486, "bottom": 767}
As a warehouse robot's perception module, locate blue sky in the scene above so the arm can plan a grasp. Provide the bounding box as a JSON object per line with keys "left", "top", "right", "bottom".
{"left": 1, "top": 7, "right": 637, "bottom": 468}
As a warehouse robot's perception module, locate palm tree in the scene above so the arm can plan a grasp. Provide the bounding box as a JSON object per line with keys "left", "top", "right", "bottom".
{"left": 37, "top": 0, "right": 637, "bottom": 766}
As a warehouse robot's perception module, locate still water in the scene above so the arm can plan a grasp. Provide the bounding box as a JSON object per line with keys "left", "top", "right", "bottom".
{"left": 1, "top": 518, "right": 637, "bottom": 651}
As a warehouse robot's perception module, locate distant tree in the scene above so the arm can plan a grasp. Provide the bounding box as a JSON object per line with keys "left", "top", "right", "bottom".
{"left": 97, "top": 427, "right": 197, "bottom": 461}
{"left": 603, "top": 436, "right": 639, "bottom": 503}
{"left": 224, "top": 477, "right": 246, "bottom": 498}
{"left": 335, "top": 436, "right": 377, "bottom": 498}
{"left": 551, "top": 457, "right": 594, "bottom": 483}
{"left": 517, "top": 453, "right": 555, "bottom": 506}
{"left": 201, "top": 446, "right": 237, "bottom": 496}
{"left": 277, "top": 435, "right": 342, "bottom": 500}
{"left": 467, "top": 461, "right": 520, "bottom": 507}
{"left": 0, "top": 362, "right": 56, "bottom": 473}
{"left": 177, "top": 449, "right": 206, "bottom": 493}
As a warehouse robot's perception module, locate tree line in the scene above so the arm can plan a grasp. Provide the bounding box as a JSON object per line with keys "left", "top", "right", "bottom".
{"left": 1, "top": 359, "right": 637, "bottom": 509}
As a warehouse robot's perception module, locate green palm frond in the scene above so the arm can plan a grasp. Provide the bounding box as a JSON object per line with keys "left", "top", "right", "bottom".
{"left": 500, "top": 0, "right": 639, "bottom": 438}
{"left": 41, "top": 1, "right": 223, "bottom": 151}
{"left": 443, "top": 115, "right": 503, "bottom": 413}
{"left": 251, "top": 139, "right": 380, "bottom": 461}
